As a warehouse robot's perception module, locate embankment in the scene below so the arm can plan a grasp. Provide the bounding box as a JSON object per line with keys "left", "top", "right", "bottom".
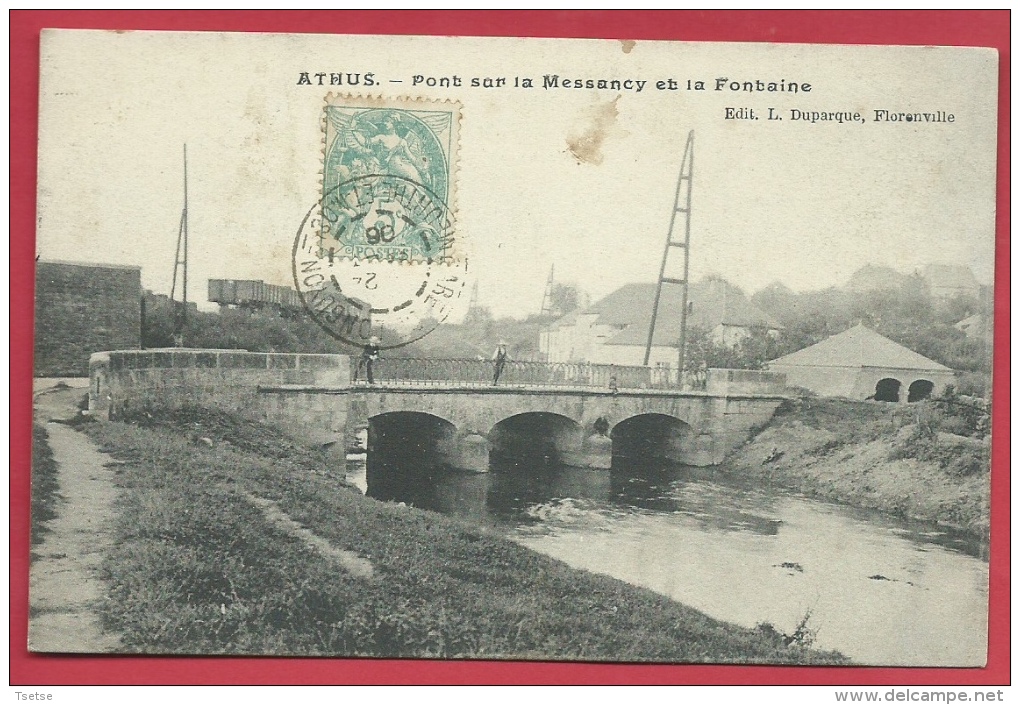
{"left": 78, "top": 406, "right": 846, "bottom": 663}
{"left": 726, "top": 398, "right": 991, "bottom": 536}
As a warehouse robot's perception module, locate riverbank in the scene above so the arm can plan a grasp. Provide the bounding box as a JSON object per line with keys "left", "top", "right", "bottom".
{"left": 73, "top": 406, "right": 846, "bottom": 663}
{"left": 725, "top": 398, "right": 991, "bottom": 536}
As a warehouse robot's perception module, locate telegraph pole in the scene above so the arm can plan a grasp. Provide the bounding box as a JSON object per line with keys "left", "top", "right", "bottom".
{"left": 644, "top": 131, "right": 694, "bottom": 387}
{"left": 539, "top": 264, "right": 555, "bottom": 316}
{"left": 170, "top": 145, "right": 189, "bottom": 347}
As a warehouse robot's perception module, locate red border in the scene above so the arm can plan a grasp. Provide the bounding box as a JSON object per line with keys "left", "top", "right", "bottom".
{"left": 10, "top": 10, "right": 1009, "bottom": 686}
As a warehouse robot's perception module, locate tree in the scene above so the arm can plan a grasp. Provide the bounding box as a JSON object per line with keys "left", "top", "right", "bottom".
{"left": 549, "top": 283, "right": 583, "bottom": 316}
{"left": 463, "top": 304, "right": 493, "bottom": 327}
{"left": 681, "top": 327, "right": 772, "bottom": 388}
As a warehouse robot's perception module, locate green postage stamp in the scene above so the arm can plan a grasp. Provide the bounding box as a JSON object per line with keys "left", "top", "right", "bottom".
{"left": 320, "top": 95, "right": 461, "bottom": 264}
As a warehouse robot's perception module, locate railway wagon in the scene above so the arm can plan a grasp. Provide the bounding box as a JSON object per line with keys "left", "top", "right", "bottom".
{"left": 208, "top": 279, "right": 302, "bottom": 309}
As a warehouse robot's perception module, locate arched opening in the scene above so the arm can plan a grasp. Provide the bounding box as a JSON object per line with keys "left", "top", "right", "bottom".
{"left": 489, "top": 412, "right": 582, "bottom": 468}
{"left": 874, "top": 378, "right": 902, "bottom": 403}
{"left": 611, "top": 413, "right": 694, "bottom": 466}
{"left": 908, "top": 379, "right": 935, "bottom": 403}
{"left": 366, "top": 412, "right": 457, "bottom": 505}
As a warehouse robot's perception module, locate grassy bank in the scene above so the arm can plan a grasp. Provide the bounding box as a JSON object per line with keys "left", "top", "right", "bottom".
{"left": 31, "top": 423, "right": 61, "bottom": 550}
{"left": 81, "top": 408, "right": 845, "bottom": 662}
{"left": 727, "top": 398, "right": 991, "bottom": 536}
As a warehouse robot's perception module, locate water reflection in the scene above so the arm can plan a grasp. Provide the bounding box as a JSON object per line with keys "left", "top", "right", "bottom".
{"left": 357, "top": 454, "right": 989, "bottom": 666}
{"left": 368, "top": 456, "right": 794, "bottom": 538}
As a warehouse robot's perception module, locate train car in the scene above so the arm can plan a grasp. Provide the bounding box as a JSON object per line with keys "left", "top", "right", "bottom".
{"left": 208, "top": 278, "right": 304, "bottom": 311}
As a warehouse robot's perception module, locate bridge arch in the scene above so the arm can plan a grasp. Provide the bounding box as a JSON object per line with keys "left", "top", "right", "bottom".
{"left": 365, "top": 411, "right": 463, "bottom": 504}
{"left": 489, "top": 412, "right": 583, "bottom": 467}
{"left": 367, "top": 411, "right": 458, "bottom": 466}
{"left": 611, "top": 413, "right": 695, "bottom": 464}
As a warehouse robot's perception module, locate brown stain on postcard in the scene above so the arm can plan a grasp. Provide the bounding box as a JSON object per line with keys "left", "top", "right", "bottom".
{"left": 620, "top": 40, "right": 636, "bottom": 54}
{"left": 567, "top": 96, "right": 622, "bottom": 166}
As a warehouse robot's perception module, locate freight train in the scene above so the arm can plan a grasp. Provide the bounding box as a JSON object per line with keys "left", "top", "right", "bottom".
{"left": 208, "top": 279, "right": 303, "bottom": 310}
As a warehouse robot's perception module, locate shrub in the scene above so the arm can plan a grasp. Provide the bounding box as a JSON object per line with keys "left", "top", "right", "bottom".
{"left": 755, "top": 609, "right": 817, "bottom": 648}
{"left": 889, "top": 411, "right": 990, "bottom": 479}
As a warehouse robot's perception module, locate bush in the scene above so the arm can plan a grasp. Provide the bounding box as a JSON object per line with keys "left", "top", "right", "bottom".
{"left": 944, "top": 448, "right": 988, "bottom": 478}
{"left": 755, "top": 609, "right": 817, "bottom": 648}
{"left": 932, "top": 386, "right": 991, "bottom": 439}
{"left": 888, "top": 406, "right": 990, "bottom": 478}
{"left": 954, "top": 372, "right": 990, "bottom": 399}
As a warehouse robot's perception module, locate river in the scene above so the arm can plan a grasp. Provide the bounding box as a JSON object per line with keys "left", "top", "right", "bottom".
{"left": 355, "top": 456, "right": 989, "bottom": 666}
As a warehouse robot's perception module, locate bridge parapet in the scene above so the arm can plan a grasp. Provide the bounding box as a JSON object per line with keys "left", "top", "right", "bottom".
{"left": 88, "top": 349, "right": 351, "bottom": 448}
{"left": 87, "top": 350, "right": 788, "bottom": 474}
{"left": 355, "top": 357, "right": 671, "bottom": 390}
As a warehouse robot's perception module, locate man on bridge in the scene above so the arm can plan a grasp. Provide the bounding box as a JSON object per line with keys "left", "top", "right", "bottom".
{"left": 356, "top": 336, "right": 381, "bottom": 384}
{"left": 492, "top": 340, "right": 509, "bottom": 386}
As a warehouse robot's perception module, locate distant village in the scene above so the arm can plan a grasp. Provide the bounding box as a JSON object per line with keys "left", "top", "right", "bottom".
{"left": 34, "top": 259, "right": 992, "bottom": 405}
{"left": 538, "top": 264, "right": 990, "bottom": 403}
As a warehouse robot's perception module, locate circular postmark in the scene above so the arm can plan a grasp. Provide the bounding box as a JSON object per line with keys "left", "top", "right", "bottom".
{"left": 293, "top": 174, "right": 467, "bottom": 349}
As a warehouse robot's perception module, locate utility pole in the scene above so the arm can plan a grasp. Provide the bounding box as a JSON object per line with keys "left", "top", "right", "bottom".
{"left": 468, "top": 280, "right": 480, "bottom": 310}
{"left": 644, "top": 131, "right": 694, "bottom": 387}
{"left": 170, "top": 145, "right": 189, "bottom": 347}
{"left": 540, "top": 264, "right": 555, "bottom": 316}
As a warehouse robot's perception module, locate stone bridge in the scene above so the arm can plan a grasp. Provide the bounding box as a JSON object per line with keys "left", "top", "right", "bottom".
{"left": 348, "top": 384, "right": 783, "bottom": 470}
{"left": 89, "top": 350, "right": 788, "bottom": 473}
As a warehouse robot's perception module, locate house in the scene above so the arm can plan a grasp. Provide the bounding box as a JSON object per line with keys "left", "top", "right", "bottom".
{"left": 542, "top": 279, "right": 779, "bottom": 368}
{"left": 767, "top": 324, "right": 955, "bottom": 403}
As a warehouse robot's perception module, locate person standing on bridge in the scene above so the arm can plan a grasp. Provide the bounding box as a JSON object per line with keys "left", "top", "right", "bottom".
{"left": 492, "top": 340, "right": 509, "bottom": 386}
{"left": 356, "top": 336, "right": 381, "bottom": 384}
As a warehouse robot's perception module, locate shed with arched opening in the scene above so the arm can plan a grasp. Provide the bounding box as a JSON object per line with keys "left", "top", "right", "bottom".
{"left": 766, "top": 324, "right": 955, "bottom": 403}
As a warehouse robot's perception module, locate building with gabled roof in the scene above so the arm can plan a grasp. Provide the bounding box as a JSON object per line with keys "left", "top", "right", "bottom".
{"left": 767, "top": 324, "right": 955, "bottom": 402}
{"left": 541, "top": 279, "right": 779, "bottom": 368}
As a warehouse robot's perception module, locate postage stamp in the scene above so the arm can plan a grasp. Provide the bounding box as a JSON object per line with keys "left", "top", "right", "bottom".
{"left": 320, "top": 95, "right": 461, "bottom": 263}
{"left": 294, "top": 95, "right": 466, "bottom": 348}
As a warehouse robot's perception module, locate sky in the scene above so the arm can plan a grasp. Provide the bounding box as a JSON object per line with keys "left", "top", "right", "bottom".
{"left": 35, "top": 31, "right": 999, "bottom": 319}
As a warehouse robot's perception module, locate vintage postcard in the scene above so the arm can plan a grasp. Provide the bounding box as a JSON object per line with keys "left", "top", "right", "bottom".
{"left": 29, "top": 30, "right": 998, "bottom": 668}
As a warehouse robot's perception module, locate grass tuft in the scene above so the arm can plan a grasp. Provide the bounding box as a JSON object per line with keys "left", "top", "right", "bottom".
{"left": 31, "top": 424, "right": 61, "bottom": 550}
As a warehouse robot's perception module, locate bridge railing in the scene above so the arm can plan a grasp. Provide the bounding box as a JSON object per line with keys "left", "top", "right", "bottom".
{"left": 352, "top": 357, "right": 675, "bottom": 389}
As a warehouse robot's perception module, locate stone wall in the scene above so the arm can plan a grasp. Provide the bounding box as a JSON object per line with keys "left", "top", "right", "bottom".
{"left": 35, "top": 261, "right": 142, "bottom": 377}
{"left": 89, "top": 350, "right": 351, "bottom": 446}
{"left": 706, "top": 368, "right": 788, "bottom": 396}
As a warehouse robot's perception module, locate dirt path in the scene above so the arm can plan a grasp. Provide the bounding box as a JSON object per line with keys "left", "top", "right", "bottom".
{"left": 29, "top": 381, "right": 122, "bottom": 653}
{"left": 245, "top": 492, "right": 375, "bottom": 580}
